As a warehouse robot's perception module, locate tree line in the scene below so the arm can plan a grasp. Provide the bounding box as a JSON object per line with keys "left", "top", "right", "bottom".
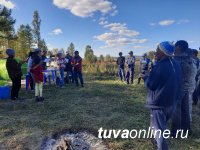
{"left": 0, "top": 6, "right": 47, "bottom": 59}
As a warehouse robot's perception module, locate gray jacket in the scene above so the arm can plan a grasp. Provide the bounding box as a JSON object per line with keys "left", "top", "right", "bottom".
{"left": 175, "top": 53, "right": 197, "bottom": 92}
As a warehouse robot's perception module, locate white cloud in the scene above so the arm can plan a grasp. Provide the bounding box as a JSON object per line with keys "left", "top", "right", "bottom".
{"left": 151, "top": 19, "right": 189, "bottom": 26}
{"left": 104, "top": 23, "right": 140, "bottom": 37}
{"left": 99, "top": 20, "right": 108, "bottom": 25}
{"left": 159, "top": 20, "right": 175, "bottom": 26}
{"left": 53, "top": 0, "right": 116, "bottom": 18}
{"left": 49, "top": 28, "right": 63, "bottom": 35}
{"left": 95, "top": 22, "right": 146, "bottom": 48}
{"left": 133, "top": 45, "right": 144, "bottom": 49}
{"left": 0, "top": 0, "right": 15, "bottom": 9}
{"left": 177, "top": 19, "right": 189, "bottom": 24}
{"left": 149, "top": 22, "right": 156, "bottom": 26}
{"left": 95, "top": 32, "right": 147, "bottom": 47}
{"left": 94, "top": 32, "right": 119, "bottom": 41}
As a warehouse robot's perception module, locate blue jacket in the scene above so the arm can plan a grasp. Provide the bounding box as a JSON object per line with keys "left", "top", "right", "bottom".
{"left": 140, "top": 58, "right": 150, "bottom": 71}
{"left": 145, "top": 57, "right": 182, "bottom": 109}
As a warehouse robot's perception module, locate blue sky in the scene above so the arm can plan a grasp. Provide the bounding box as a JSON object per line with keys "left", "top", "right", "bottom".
{"left": 1, "top": 0, "right": 200, "bottom": 57}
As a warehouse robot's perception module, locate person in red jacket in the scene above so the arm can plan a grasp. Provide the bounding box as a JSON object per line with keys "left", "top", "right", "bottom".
{"left": 71, "top": 51, "right": 84, "bottom": 87}
{"left": 31, "top": 56, "right": 44, "bottom": 102}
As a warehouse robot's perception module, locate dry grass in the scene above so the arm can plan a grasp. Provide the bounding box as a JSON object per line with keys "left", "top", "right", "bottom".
{"left": 0, "top": 75, "right": 200, "bottom": 150}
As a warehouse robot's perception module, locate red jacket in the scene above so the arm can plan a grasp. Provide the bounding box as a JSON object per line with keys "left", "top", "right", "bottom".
{"left": 30, "top": 65, "right": 44, "bottom": 82}
{"left": 71, "top": 56, "right": 82, "bottom": 72}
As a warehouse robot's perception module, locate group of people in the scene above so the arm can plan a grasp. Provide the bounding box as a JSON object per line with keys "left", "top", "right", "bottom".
{"left": 144, "top": 41, "right": 200, "bottom": 150}
{"left": 4, "top": 40, "right": 200, "bottom": 150}
{"left": 116, "top": 51, "right": 152, "bottom": 85}
{"left": 6, "top": 48, "right": 84, "bottom": 102}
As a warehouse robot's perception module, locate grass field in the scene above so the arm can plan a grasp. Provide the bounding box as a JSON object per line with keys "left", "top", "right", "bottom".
{"left": 0, "top": 75, "right": 200, "bottom": 150}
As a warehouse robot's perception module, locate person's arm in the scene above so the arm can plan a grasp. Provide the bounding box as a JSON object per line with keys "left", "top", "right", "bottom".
{"left": 144, "top": 65, "right": 161, "bottom": 91}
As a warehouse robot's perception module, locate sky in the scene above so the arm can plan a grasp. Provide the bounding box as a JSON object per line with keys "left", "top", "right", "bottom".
{"left": 1, "top": 0, "right": 200, "bottom": 57}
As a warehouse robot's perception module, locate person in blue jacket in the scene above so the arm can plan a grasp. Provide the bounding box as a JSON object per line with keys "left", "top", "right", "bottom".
{"left": 116, "top": 52, "right": 125, "bottom": 81}
{"left": 138, "top": 53, "right": 151, "bottom": 84}
{"left": 145, "top": 41, "right": 182, "bottom": 150}
{"left": 126, "top": 51, "right": 136, "bottom": 84}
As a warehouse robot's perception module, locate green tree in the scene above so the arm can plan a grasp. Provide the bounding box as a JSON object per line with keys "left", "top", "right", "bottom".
{"left": 32, "top": 10, "right": 41, "bottom": 48}
{"left": 25, "top": 24, "right": 33, "bottom": 49}
{"left": 0, "top": 7, "right": 16, "bottom": 57}
{"left": 40, "top": 39, "right": 48, "bottom": 51}
{"left": 67, "top": 42, "right": 75, "bottom": 56}
{"left": 84, "top": 45, "right": 97, "bottom": 63}
{"left": 16, "top": 25, "right": 30, "bottom": 58}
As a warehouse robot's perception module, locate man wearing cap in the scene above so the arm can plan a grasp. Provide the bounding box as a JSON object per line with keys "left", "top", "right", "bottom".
{"left": 72, "top": 51, "right": 84, "bottom": 87}
{"left": 171, "top": 41, "right": 197, "bottom": 136}
{"left": 138, "top": 53, "right": 151, "bottom": 84}
{"left": 126, "top": 51, "right": 136, "bottom": 84}
{"left": 6, "top": 48, "right": 24, "bottom": 100}
{"left": 145, "top": 41, "right": 181, "bottom": 150}
{"left": 65, "top": 51, "right": 74, "bottom": 83}
{"left": 116, "top": 52, "right": 126, "bottom": 81}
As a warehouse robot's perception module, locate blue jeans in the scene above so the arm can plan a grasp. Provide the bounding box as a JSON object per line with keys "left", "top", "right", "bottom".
{"left": 59, "top": 68, "right": 65, "bottom": 87}
{"left": 118, "top": 68, "right": 125, "bottom": 81}
{"left": 74, "top": 71, "right": 84, "bottom": 86}
{"left": 126, "top": 68, "right": 134, "bottom": 84}
{"left": 150, "top": 108, "right": 173, "bottom": 150}
{"left": 171, "top": 91, "right": 190, "bottom": 135}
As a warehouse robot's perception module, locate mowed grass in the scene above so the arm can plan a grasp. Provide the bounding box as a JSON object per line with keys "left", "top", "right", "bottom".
{"left": 0, "top": 75, "right": 200, "bottom": 150}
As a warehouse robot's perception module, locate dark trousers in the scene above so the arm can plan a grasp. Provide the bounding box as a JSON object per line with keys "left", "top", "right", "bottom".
{"left": 29, "top": 73, "right": 34, "bottom": 90}
{"left": 193, "top": 81, "right": 200, "bottom": 105}
{"left": 74, "top": 71, "right": 84, "bottom": 86}
{"left": 11, "top": 76, "right": 21, "bottom": 100}
{"left": 126, "top": 68, "right": 134, "bottom": 84}
{"left": 137, "top": 77, "right": 143, "bottom": 84}
{"left": 118, "top": 68, "right": 125, "bottom": 81}
{"left": 150, "top": 108, "right": 173, "bottom": 150}
{"left": 171, "top": 91, "right": 190, "bottom": 135}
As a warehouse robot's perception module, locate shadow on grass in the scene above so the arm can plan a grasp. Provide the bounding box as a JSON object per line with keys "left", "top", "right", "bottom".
{"left": 0, "top": 77, "right": 200, "bottom": 150}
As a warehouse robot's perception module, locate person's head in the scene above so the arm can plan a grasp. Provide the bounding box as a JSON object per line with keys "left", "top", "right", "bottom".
{"left": 34, "top": 48, "right": 42, "bottom": 56}
{"left": 66, "top": 51, "right": 70, "bottom": 57}
{"left": 6, "top": 48, "right": 15, "bottom": 58}
{"left": 192, "top": 49, "right": 198, "bottom": 58}
{"left": 74, "top": 51, "right": 79, "bottom": 57}
{"left": 156, "top": 41, "right": 175, "bottom": 60}
{"left": 175, "top": 40, "right": 189, "bottom": 55}
{"left": 119, "top": 52, "right": 123, "bottom": 57}
{"left": 142, "top": 53, "right": 147, "bottom": 59}
{"left": 57, "top": 50, "right": 63, "bottom": 58}
{"left": 128, "top": 51, "right": 133, "bottom": 57}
